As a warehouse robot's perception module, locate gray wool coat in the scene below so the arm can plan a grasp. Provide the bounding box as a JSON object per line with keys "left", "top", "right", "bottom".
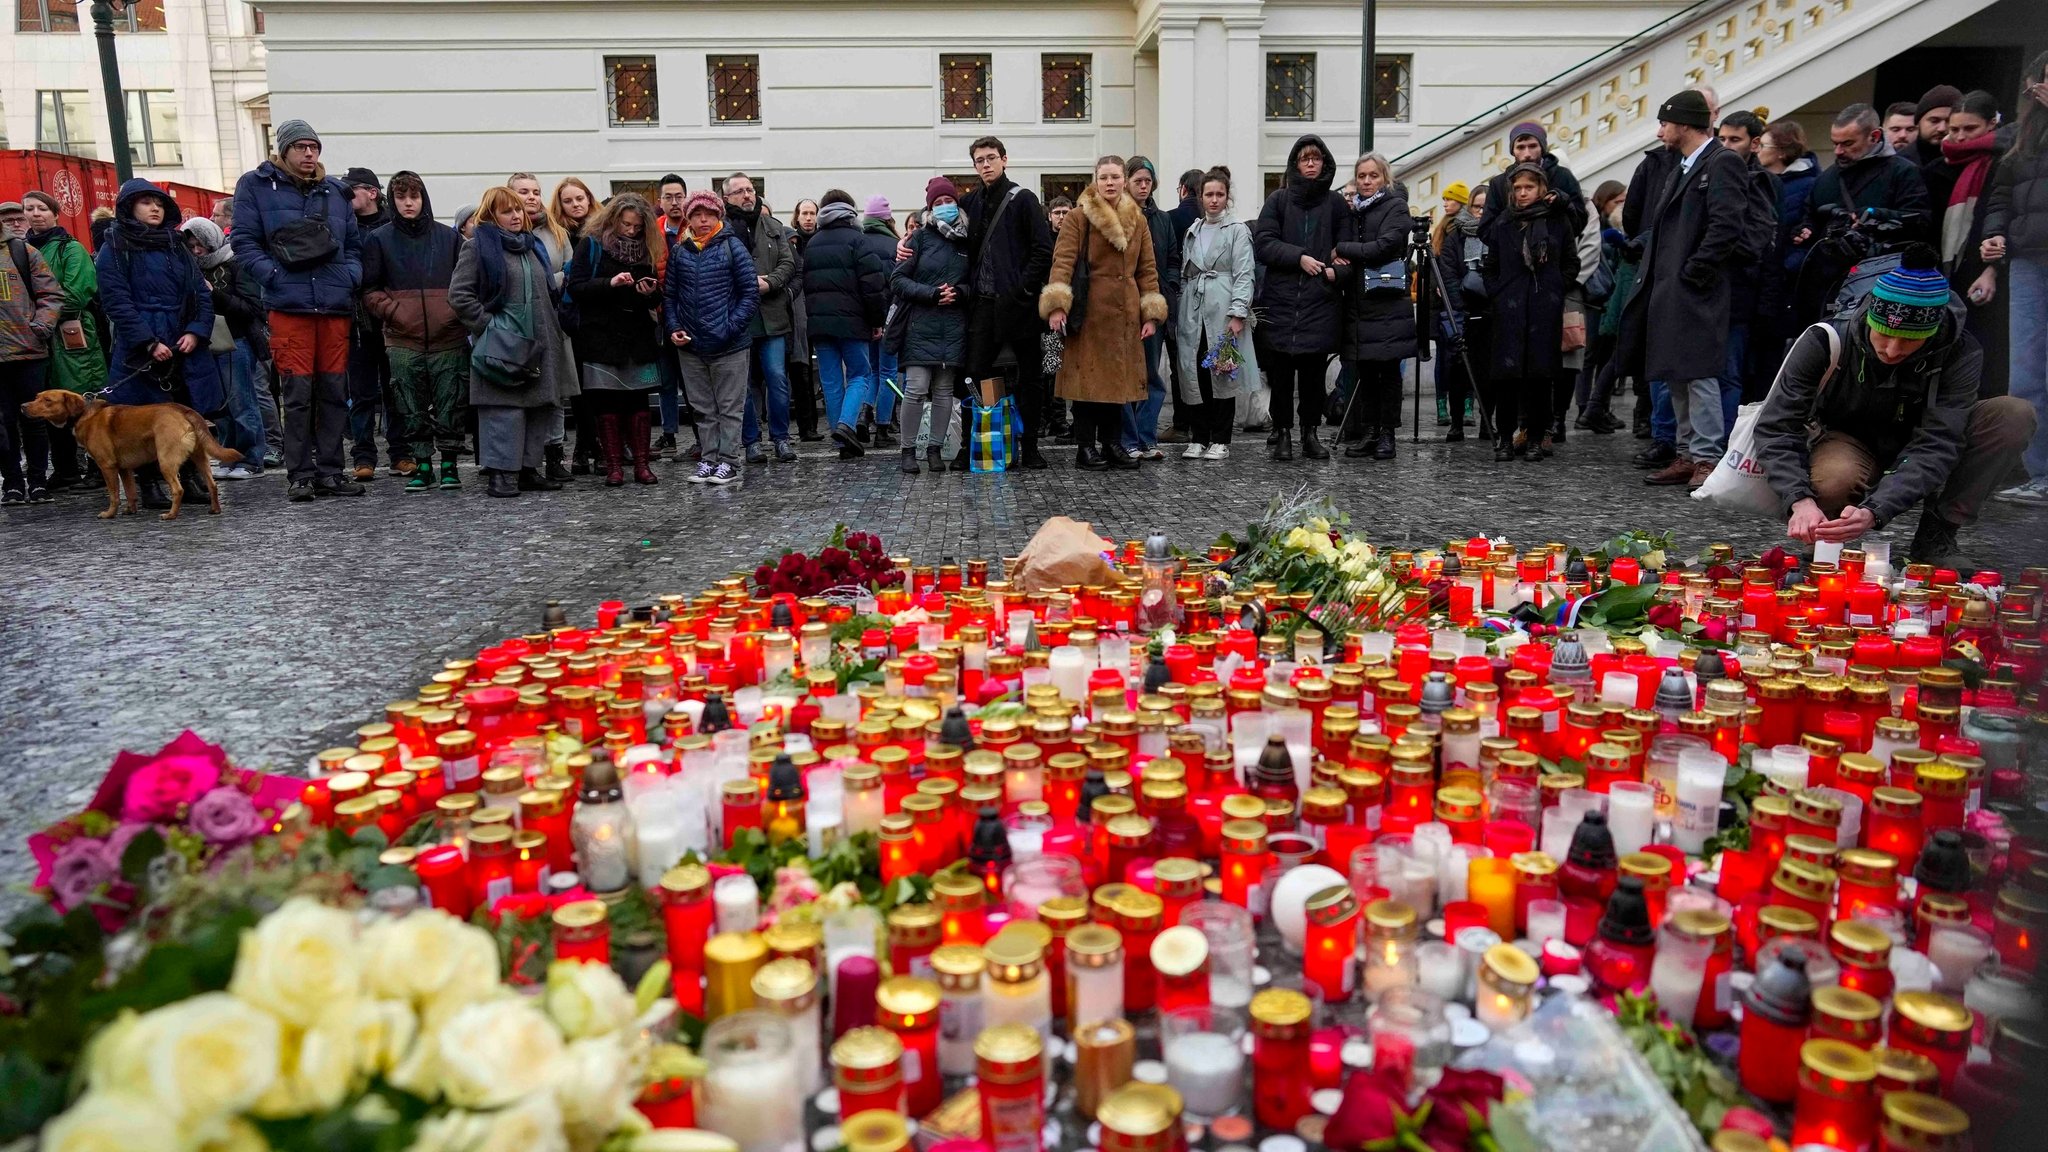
{"left": 1174, "top": 217, "right": 1260, "bottom": 402}
{"left": 449, "top": 239, "right": 567, "bottom": 409}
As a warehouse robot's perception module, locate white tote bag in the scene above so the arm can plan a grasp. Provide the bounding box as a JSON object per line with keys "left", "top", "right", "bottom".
{"left": 1692, "top": 324, "right": 1841, "bottom": 515}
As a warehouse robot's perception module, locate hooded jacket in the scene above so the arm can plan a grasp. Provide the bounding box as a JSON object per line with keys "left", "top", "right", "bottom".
{"left": 1484, "top": 134, "right": 1589, "bottom": 238}
{"left": 802, "top": 206, "right": 889, "bottom": 343}
{"left": 1803, "top": 139, "right": 1932, "bottom": 241}
{"left": 1252, "top": 134, "right": 1346, "bottom": 355}
{"left": 361, "top": 172, "right": 466, "bottom": 353}
{"left": 94, "top": 178, "right": 219, "bottom": 411}
{"left": 228, "top": 157, "right": 362, "bottom": 316}
{"left": 179, "top": 217, "right": 265, "bottom": 341}
{"left": 1753, "top": 297, "right": 1980, "bottom": 527}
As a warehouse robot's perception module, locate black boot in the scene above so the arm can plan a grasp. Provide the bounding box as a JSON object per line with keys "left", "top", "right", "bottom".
{"left": 1272, "top": 427, "right": 1295, "bottom": 461}
{"left": 1374, "top": 428, "right": 1395, "bottom": 460}
{"left": 1345, "top": 426, "right": 1376, "bottom": 457}
{"left": 949, "top": 449, "right": 971, "bottom": 472}
{"left": 518, "top": 467, "right": 563, "bottom": 492}
{"left": 1103, "top": 444, "right": 1141, "bottom": 470}
{"left": 486, "top": 469, "right": 521, "bottom": 498}
{"left": 927, "top": 445, "right": 944, "bottom": 474}
{"left": 902, "top": 448, "right": 921, "bottom": 474}
{"left": 1020, "top": 437, "right": 1050, "bottom": 469}
{"left": 545, "top": 443, "right": 573, "bottom": 482}
{"left": 1908, "top": 511, "right": 1969, "bottom": 568}
{"left": 1076, "top": 445, "right": 1108, "bottom": 470}
{"left": 1300, "top": 428, "right": 1330, "bottom": 460}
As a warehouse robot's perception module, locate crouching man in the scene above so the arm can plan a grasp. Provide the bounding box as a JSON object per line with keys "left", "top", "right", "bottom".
{"left": 1753, "top": 250, "right": 2034, "bottom": 566}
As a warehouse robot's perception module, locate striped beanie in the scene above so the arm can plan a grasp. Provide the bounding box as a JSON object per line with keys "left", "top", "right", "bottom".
{"left": 1865, "top": 254, "right": 1949, "bottom": 339}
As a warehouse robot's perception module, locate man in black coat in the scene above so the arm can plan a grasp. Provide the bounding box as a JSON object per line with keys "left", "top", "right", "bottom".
{"left": 1796, "top": 104, "right": 1933, "bottom": 244}
{"left": 1253, "top": 134, "right": 1345, "bottom": 460}
{"left": 956, "top": 136, "right": 1055, "bottom": 468}
{"left": 1718, "top": 111, "right": 1783, "bottom": 404}
{"left": 1621, "top": 89, "right": 1755, "bottom": 489}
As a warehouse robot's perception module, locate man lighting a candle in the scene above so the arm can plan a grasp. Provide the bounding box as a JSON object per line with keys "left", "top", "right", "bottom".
{"left": 1752, "top": 248, "right": 2034, "bottom": 568}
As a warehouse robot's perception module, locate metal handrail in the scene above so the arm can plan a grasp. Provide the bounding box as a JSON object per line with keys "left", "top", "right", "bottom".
{"left": 1391, "top": 0, "right": 1722, "bottom": 166}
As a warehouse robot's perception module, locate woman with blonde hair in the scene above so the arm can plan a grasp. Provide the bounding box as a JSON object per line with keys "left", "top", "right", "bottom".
{"left": 508, "top": 171, "right": 580, "bottom": 480}
{"left": 565, "top": 192, "right": 664, "bottom": 486}
{"left": 1334, "top": 151, "right": 1417, "bottom": 459}
{"left": 550, "top": 177, "right": 597, "bottom": 245}
{"left": 1040, "top": 154, "right": 1168, "bottom": 470}
{"left": 549, "top": 175, "right": 599, "bottom": 471}
{"left": 449, "top": 185, "right": 571, "bottom": 497}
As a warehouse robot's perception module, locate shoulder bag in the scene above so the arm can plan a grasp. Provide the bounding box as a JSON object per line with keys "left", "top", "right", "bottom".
{"left": 268, "top": 197, "right": 340, "bottom": 271}
{"left": 1061, "top": 211, "right": 1092, "bottom": 339}
{"left": 471, "top": 255, "right": 544, "bottom": 388}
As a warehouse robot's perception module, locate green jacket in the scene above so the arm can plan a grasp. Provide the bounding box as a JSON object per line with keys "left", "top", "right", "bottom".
{"left": 33, "top": 233, "right": 108, "bottom": 393}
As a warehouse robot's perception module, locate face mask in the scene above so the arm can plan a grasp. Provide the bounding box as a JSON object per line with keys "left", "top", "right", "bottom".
{"left": 933, "top": 203, "right": 960, "bottom": 223}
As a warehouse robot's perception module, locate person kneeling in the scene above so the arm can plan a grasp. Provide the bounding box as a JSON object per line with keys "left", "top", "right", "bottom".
{"left": 1753, "top": 250, "right": 2035, "bottom": 566}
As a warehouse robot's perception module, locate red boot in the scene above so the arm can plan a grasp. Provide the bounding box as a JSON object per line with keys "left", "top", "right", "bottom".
{"left": 629, "top": 409, "right": 659, "bottom": 485}
{"left": 597, "top": 413, "right": 626, "bottom": 487}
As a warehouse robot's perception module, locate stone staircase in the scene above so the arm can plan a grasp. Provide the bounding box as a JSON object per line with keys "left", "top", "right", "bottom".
{"left": 1391, "top": 0, "right": 2002, "bottom": 202}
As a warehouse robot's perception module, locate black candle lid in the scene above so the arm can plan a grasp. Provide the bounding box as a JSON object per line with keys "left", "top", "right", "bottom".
{"left": 940, "top": 705, "right": 975, "bottom": 751}
{"left": 1743, "top": 944, "right": 1814, "bottom": 1026}
{"left": 767, "top": 752, "right": 803, "bottom": 802}
{"left": 699, "top": 693, "right": 732, "bottom": 734}
{"left": 770, "top": 601, "right": 795, "bottom": 630}
{"left": 1255, "top": 734, "right": 1294, "bottom": 783}
{"left": 1597, "top": 874, "right": 1655, "bottom": 947}
{"left": 1567, "top": 810, "right": 1618, "bottom": 872}
{"left": 1913, "top": 829, "right": 1972, "bottom": 892}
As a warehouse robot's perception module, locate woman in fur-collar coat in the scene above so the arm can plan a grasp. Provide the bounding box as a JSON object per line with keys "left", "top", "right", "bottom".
{"left": 1039, "top": 156, "right": 1168, "bottom": 468}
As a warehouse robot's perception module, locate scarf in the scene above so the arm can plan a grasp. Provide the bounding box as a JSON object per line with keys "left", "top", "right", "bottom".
{"left": 928, "top": 209, "right": 968, "bottom": 241}
{"left": 181, "top": 218, "right": 235, "bottom": 269}
{"left": 1939, "top": 133, "right": 1999, "bottom": 269}
{"left": 726, "top": 200, "right": 760, "bottom": 250}
{"left": 1508, "top": 199, "right": 1556, "bottom": 271}
{"left": 25, "top": 225, "right": 73, "bottom": 251}
{"left": 1352, "top": 190, "right": 1388, "bottom": 212}
{"left": 115, "top": 214, "right": 177, "bottom": 252}
{"left": 1454, "top": 211, "right": 1482, "bottom": 236}
{"left": 969, "top": 174, "right": 1015, "bottom": 253}
{"left": 606, "top": 230, "right": 649, "bottom": 267}
{"left": 818, "top": 202, "right": 860, "bottom": 229}
{"left": 687, "top": 220, "right": 724, "bottom": 249}
{"left": 475, "top": 223, "right": 539, "bottom": 314}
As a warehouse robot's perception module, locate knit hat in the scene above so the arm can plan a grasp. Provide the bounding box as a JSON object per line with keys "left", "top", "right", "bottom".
{"left": 1442, "top": 181, "right": 1470, "bottom": 205}
{"left": 1657, "top": 89, "right": 1713, "bottom": 130}
{"left": 924, "top": 177, "right": 960, "bottom": 209}
{"left": 1915, "top": 85, "right": 1963, "bottom": 120}
{"left": 863, "top": 194, "right": 891, "bottom": 220}
{"left": 342, "top": 167, "right": 381, "bottom": 191}
{"left": 274, "top": 119, "right": 320, "bottom": 152}
{"left": 1866, "top": 248, "right": 1950, "bottom": 339}
{"left": 682, "top": 191, "right": 724, "bottom": 219}
{"left": 1509, "top": 121, "right": 1548, "bottom": 151}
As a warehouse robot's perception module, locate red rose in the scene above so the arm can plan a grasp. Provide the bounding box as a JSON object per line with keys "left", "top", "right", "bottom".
{"left": 1421, "top": 1068, "right": 1503, "bottom": 1147}
{"left": 1646, "top": 602, "right": 1684, "bottom": 629}
{"left": 1324, "top": 1070, "right": 1410, "bottom": 1152}
{"left": 1702, "top": 616, "right": 1730, "bottom": 642}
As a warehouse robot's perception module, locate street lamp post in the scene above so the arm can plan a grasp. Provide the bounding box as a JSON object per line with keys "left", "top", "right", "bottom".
{"left": 91, "top": 0, "right": 134, "bottom": 181}
{"left": 1358, "top": 0, "right": 1376, "bottom": 153}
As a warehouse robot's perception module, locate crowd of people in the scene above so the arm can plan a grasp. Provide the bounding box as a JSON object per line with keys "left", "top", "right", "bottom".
{"left": 0, "top": 59, "right": 2042, "bottom": 557}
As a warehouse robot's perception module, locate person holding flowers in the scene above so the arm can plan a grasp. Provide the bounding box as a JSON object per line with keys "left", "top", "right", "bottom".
{"left": 1175, "top": 166, "right": 1257, "bottom": 458}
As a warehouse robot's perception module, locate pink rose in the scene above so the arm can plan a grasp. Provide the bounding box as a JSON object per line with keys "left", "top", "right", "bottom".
{"left": 49, "top": 837, "right": 118, "bottom": 910}
{"left": 119, "top": 752, "right": 222, "bottom": 822}
{"left": 189, "top": 786, "right": 266, "bottom": 846}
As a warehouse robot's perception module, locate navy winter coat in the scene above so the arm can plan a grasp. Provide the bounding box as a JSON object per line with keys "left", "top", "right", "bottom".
{"left": 889, "top": 219, "right": 973, "bottom": 367}
{"left": 662, "top": 227, "right": 759, "bottom": 357}
{"left": 803, "top": 216, "right": 889, "bottom": 342}
{"left": 1253, "top": 134, "right": 1346, "bottom": 356}
{"left": 228, "top": 159, "right": 362, "bottom": 315}
{"left": 95, "top": 179, "right": 220, "bottom": 412}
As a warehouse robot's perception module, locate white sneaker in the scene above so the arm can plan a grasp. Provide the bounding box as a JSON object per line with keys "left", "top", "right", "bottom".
{"left": 1140, "top": 447, "right": 1167, "bottom": 460}
{"left": 1203, "top": 443, "right": 1230, "bottom": 460}
{"left": 1991, "top": 479, "right": 2048, "bottom": 506}
{"left": 210, "top": 462, "right": 232, "bottom": 479}
{"left": 1181, "top": 443, "right": 1205, "bottom": 459}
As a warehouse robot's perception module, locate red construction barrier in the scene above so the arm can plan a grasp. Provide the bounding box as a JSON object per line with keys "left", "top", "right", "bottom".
{"left": 1, "top": 150, "right": 228, "bottom": 251}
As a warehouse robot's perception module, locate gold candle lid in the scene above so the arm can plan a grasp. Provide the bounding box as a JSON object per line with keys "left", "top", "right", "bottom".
{"left": 1364, "top": 898, "right": 1417, "bottom": 932}
{"left": 983, "top": 928, "right": 1046, "bottom": 982}
{"left": 1481, "top": 942, "right": 1539, "bottom": 987}
{"left": 1811, "top": 984, "right": 1883, "bottom": 1023}
{"left": 704, "top": 930, "right": 768, "bottom": 966}
{"left": 930, "top": 944, "right": 986, "bottom": 991}
{"left": 1150, "top": 925, "right": 1209, "bottom": 976}
{"left": 874, "top": 974, "right": 941, "bottom": 1022}
{"left": 1066, "top": 923, "right": 1125, "bottom": 967}
{"left": 750, "top": 957, "right": 818, "bottom": 1011}
{"left": 842, "top": 1110, "right": 911, "bottom": 1152}
{"left": 1097, "top": 1082, "right": 1184, "bottom": 1140}
{"left": 1892, "top": 990, "right": 1972, "bottom": 1035}
{"left": 974, "top": 1022, "right": 1044, "bottom": 1084}
{"left": 1799, "top": 1037, "right": 1876, "bottom": 1082}
{"left": 1880, "top": 1091, "right": 1969, "bottom": 1137}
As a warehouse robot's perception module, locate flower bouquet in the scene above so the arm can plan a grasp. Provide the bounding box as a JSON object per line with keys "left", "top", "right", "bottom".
{"left": 38, "top": 896, "right": 683, "bottom": 1152}
{"left": 28, "top": 731, "right": 304, "bottom": 923}
{"left": 751, "top": 526, "right": 892, "bottom": 598}
{"left": 1217, "top": 488, "right": 1414, "bottom": 637}
{"left": 1201, "top": 328, "right": 1245, "bottom": 383}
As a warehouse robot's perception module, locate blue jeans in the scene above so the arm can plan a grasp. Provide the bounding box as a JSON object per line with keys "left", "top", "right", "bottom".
{"left": 1718, "top": 321, "right": 1748, "bottom": 433}
{"left": 816, "top": 337, "right": 875, "bottom": 429}
{"left": 1122, "top": 332, "right": 1168, "bottom": 450}
{"left": 872, "top": 340, "right": 899, "bottom": 426}
{"left": 2011, "top": 256, "right": 2048, "bottom": 480}
{"left": 223, "top": 340, "right": 267, "bottom": 469}
{"left": 1650, "top": 380, "right": 1676, "bottom": 447}
{"left": 1666, "top": 376, "right": 1727, "bottom": 462}
{"left": 742, "top": 335, "right": 791, "bottom": 446}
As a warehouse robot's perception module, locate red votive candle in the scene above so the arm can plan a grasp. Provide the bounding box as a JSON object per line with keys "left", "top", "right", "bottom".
{"left": 416, "top": 844, "right": 472, "bottom": 918}
{"left": 552, "top": 900, "right": 611, "bottom": 964}
{"left": 1791, "top": 1039, "right": 1878, "bottom": 1151}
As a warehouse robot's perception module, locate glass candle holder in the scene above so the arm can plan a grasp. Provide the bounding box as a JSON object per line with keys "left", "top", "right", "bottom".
{"left": 1473, "top": 943, "right": 1538, "bottom": 1032}
{"left": 1365, "top": 985, "right": 1451, "bottom": 1095}
{"left": 700, "top": 1010, "right": 803, "bottom": 1152}
{"left": 750, "top": 958, "right": 822, "bottom": 1095}
{"left": 1249, "top": 987, "right": 1316, "bottom": 1130}
{"left": 1791, "top": 1038, "right": 1877, "bottom": 1152}
{"left": 1362, "top": 898, "right": 1420, "bottom": 1002}
{"left": 1161, "top": 1004, "right": 1249, "bottom": 1122}
{"left": 1064, "top": 923, "right": 1125, "bottom": 1030}
{"left": 1181, "top": 900, "right": 1256, "bottom": 1008}
{"left": 931, "top": 944, "right": 985, "bottom": 1078}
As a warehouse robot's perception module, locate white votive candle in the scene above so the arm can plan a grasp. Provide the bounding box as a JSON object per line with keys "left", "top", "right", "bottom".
{"left": 1165, "top": 1030, "right": 1245, "bottom": 1119}
{"left": 1607, "top": 782, "right": 1656, "bottom": 856}
{"left": 1672, "top": 748, "right": 1727, "bottom": 854}
{"left": 714, "top": 873, "right": 760, "bottom": 934}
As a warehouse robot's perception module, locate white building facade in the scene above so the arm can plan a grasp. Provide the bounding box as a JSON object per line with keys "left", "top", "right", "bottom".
{"left": 8, "top": 0, "right": 2026, "bottom": 210}
{"left": 1, "top": 0, "right": 270, "bottom": 189}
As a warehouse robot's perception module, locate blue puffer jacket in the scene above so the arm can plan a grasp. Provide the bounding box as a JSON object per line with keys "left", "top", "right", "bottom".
{"left": 95, "top": 179, "right": 220, "bottom": 412}
{"left": 228, "top": 159, "right": 362, "bottom": 315}
{"left": 662, "top": 226, "right": 759, "bottom": 357}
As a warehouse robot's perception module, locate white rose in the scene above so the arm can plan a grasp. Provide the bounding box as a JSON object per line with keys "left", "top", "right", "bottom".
{"left": 554, "top": 1035, "right": 639, "bottom": 1152}
{"left": 333, "top": 997, "right": 420, "bottom": 1081}
{"left": 545, "top": 960, "right": 637, "bottom": 1040}
{"left": 630, "top": 1132, "right": 742, "bottom": 1152}
{"left": 361, "top": 911, "right": 501, "bottom": 1024}
{"left": 472, "top": 1096, "right": 570, "bottom": 1152}
{"left": 199, "top": 1118, "right": 273, "bottom": 1152}
{"left": 405, "top": 1108, "right": 492, "bottom": 1152}
{"left": 253, "top": 1005, "right": 361, "bottom": 1118}
{"left": 41, "top": 1092, "right": 185, "bottom": 1152}
{"left": 229, "top": 897, "right": 364, "bottom": 1029}
{"left": 387, "top": 1028, "right": 441, "bottom": 1099}
{"left": 96, "top": 993, "right": 282, "bottom": 1128}
{"left": 434, "top": 998, "right": 565, "bottom": 1109}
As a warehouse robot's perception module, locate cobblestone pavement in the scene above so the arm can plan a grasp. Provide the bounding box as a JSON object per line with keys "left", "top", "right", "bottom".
{"left": 5, "top": 390, "right": 2045, "bottom": 904}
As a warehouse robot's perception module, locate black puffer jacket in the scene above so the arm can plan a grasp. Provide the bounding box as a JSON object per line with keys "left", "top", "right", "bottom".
{"left": 1252, "top": 134, "right": 1345, "bottom": 356}
{"left": 1985, "top": 135, "right": 2048, "bottom": 259}
{"left": 1334, "top": 191, "right": 1418, "bottom": 362}
{"left": 801, "top": 208, "right": 888, "bottom": 342}
{"left": 889, "top": 216, "right": 973, "bottom": 367}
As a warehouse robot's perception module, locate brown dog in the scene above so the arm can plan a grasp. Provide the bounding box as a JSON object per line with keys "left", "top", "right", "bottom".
{"left": 20, "top": 390, "right": 242, "bottom": 520}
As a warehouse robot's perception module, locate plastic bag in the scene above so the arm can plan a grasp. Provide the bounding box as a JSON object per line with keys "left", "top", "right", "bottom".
{"left": 1009, "top": 517, "right": 1118, "bottom": 591}
{"left": 1693, "top": 323, "right": 1841, "bottom": 517}
{"left": 969, "top": 396, "right": 1014, "bottom": 473}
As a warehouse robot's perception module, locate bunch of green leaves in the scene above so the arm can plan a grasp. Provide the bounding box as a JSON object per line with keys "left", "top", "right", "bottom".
{"left": 708, "top": 829, "right": 933, "bottom": 916}
{"left": 1583, "top": 529, "right": 1677, "bottom": 570}
{"left": 1608, "top": 989, "right": 1743, "bottom": 1137}
{"left": 246, "top": 1082, "right": 441, "bottom": 1152}
{"left": 1543, "top": 580, "right": 1661, "bottom": 630}
{"left": 0, "top": 824, "right": 392, "bottom": 1141}
{"left": 1701, "top": 750, "right": 1768, "bottom": 859}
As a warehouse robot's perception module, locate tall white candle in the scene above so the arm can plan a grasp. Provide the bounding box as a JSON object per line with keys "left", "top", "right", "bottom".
{"left": 1048, "top": 647, "right": 1089, "bottom": 702}
{"left": 1600, "top": 671, "right": 1638, "bottom": 708}
{"left": 1607, "top": 782, "right": 1656, "bottom": 856}
{"left": 1672, "top": 748, "right": 1727, "bottom": 854}
{"left": 1165, "top": 1030, "right": 1245, "bottom": 1119}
